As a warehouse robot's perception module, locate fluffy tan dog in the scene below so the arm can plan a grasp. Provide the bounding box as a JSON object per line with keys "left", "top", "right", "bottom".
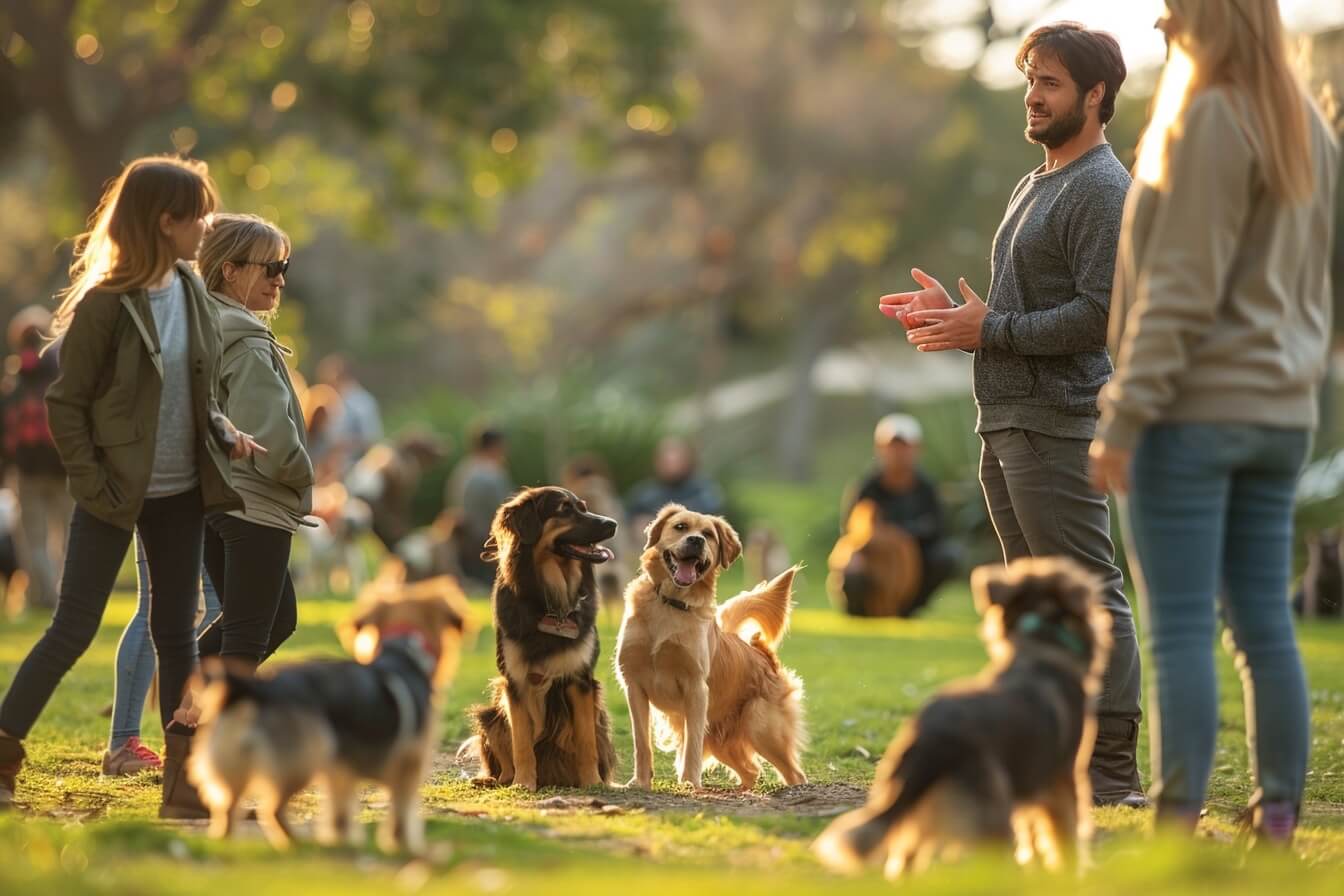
{"left": 615, "top": 504, "right": 806, "bottom": 789}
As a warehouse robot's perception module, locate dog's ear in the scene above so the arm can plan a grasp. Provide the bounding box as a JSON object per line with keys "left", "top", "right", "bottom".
{"left": 340, "top": 598, "right": 393, "bottom": 662}
{"left": 429, "top": 588, "right": 473, "bottom": 636}
{"left": 189, "top": 657, "right": 234, "bottom": 727}
{"left": 713, "top": 517, "right": 743, "bottom": 570}
{"left": 495, "top": 490, "right": 544, "bottom": 546}
{"left": 970, "top": 563, "right": 1020, "bottom": 616}
{"left": 643, "top": 504, "right": 685, "bottom": 551}
{"left": 845, "top": 500, "right": 879, "bottom": 539}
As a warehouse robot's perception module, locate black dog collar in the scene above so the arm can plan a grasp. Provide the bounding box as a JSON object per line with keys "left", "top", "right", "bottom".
{"left": 658, "top": 589, "right": 692, "bottom": 612}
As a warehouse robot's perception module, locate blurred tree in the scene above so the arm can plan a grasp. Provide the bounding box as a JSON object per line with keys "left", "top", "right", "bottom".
{"left": 0, "top": 0, "right": 675, "bottom": 218}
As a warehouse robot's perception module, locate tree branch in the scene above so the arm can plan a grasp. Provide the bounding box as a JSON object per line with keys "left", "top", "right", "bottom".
{"left": 8, "top": 3, "right": 86, "bottom": 149}
{"left": 123, "top": 0, "right": 233, "bottom": 131}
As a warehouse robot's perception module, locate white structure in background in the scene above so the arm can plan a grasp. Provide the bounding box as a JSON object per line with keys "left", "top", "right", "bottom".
{"left": 669, "top": 340, "right": 971, "bottom": 429}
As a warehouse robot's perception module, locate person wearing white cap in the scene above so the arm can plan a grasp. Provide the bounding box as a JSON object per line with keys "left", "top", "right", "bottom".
{"left": 838, "top": 414, "right": 959, "bottom": 616}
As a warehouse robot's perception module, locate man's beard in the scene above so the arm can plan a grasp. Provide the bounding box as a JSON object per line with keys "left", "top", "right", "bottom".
{"left": 1025, "top": 93, "right": 1088, "bottom": 149}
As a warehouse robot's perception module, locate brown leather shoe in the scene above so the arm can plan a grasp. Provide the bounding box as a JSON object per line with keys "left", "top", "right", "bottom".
{"left": 0, "top": 733, "right": 24, "bottom": 811}
{"left": 159, "top": 730, "right": 208, "bottom": 820}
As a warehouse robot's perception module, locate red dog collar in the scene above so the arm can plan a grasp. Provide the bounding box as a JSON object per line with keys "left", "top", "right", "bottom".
{"left": 376, "top": 623, "right": 440, "bottom": 660}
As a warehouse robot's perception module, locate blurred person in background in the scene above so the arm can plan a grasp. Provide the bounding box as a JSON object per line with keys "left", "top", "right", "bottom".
{"left": 0, "top": 306, "right": 71, "bottom": 613}
{"left": 625, "top": 435, "right": 725, "bottom": 533}
{"left": 446, "top": 424, "right": 514, "bottom": 590}
{"left": 836, "top": 413, "right": 958, "bottom": 617}
{"left": 316, "top": 353, "right": 382, "bottom": 474}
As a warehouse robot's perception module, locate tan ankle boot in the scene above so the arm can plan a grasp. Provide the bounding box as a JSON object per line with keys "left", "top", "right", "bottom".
{"left": 159, "top": 730, "right": 208, "bottom": 820}
{"left": 0, "top": 734, "right": 24, "bottom": 811}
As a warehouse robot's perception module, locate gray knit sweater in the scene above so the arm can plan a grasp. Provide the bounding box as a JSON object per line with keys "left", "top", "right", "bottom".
{"left": 974, "top": 142, "right": 1131, "bottom": 440}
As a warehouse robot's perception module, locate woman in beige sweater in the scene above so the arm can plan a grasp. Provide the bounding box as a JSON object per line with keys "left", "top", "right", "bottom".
{"left": 1089, "top": 0, "right": 1339, "bottom": 844}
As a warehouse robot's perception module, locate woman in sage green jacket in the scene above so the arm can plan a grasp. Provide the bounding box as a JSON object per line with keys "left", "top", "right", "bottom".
{"left": 191, "top": 213, "right": 313, "bottom": 675}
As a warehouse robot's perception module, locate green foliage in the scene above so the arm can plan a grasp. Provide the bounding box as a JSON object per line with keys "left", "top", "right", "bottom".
{"left": 0, "top": 0, "right": 678, "bottom": 238}
{"left": 1, "top": 575, "right": 1342, "bottom": 891}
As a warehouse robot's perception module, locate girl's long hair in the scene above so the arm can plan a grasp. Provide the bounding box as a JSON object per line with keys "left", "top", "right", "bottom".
{"left": 1134, "top": 0, "right": 1319, "bottom": 202}
{"left": 53, "top": 155, "right": 219, "bottom": 337}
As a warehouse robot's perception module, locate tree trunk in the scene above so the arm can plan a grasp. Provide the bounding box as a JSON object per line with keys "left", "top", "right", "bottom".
{"left": 68, "top": 129, "right": 127, "bottom": 214}
{"left": 775, "top": 264, "right": 856, "bottom": 481}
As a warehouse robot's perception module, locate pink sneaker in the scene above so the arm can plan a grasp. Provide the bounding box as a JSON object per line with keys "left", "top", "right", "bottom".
{"left": 101, "top": 736, "right": 163, "bottom": 776}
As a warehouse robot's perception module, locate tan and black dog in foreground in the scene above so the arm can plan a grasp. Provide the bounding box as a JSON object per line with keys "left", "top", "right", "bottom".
{"left": 616, "top": 503, "right": 806, "bottom": 790}
{"left": 463, "top": 487, "right": 620, "bottom": 790}
{"left": 813, "top": 557, "right": 1112, "bottom": 877}
{"left": 187, "top": 577, "right": 473, "bottom": 853}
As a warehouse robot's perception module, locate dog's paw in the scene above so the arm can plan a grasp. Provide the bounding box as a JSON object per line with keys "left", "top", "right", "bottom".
{"left": 512, "top": 774, "right": 538, "bottom": 792}
{"left": 624, "top": 776, "right": 651, "bottom": 790}
{"left": 470, "top": 775, "right": 500, "bottom": 789}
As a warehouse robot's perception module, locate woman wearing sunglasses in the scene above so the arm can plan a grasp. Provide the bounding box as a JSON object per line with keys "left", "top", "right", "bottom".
{"left": 159, "top": 215, "right": 313, "bottom": 812}
{"left": 190, "top": 213, "right": 311, "bottom": 677}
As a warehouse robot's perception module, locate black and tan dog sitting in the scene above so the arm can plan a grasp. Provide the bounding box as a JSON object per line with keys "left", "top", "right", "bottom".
{"left": 463, "top": 486, "right": 619, "bottom": 790}
{"left": 187, "top": 580, "right": 472, "bottom": 853}
{"left": 813, "top": 557, "right": 1112, "bottom": 878}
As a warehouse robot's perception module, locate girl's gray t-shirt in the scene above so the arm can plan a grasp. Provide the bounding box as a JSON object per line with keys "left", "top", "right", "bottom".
{"left": 144, "top": 273, "right": 200, "bottom": 497}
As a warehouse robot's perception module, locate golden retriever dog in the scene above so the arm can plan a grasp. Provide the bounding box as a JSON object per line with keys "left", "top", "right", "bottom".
{"left": 463, "top": 486, "right": 620, "bottom": 790}
{"left": 615, "top": 504, "right": 807, "bottom": 790}
{"left": 812, "top": 557, "right": 1112, "bottom": 878}
{"left": 187, "top": 578, "right": 473, "bottom": 853}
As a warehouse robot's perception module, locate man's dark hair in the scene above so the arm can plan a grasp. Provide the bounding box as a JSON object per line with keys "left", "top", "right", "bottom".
{"left": 471, "top": 425, "right": 505, "bottom": 453}
{"left": 1015, "top": 22, "right": 1126, "bottom": 127}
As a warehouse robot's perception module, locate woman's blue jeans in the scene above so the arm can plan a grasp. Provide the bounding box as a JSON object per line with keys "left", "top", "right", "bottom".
{"left": 107, "top": 535, "right": 219, "bottom": 748}
{"left": 1123, "top": 423, "right": 1311, "bottom": 813}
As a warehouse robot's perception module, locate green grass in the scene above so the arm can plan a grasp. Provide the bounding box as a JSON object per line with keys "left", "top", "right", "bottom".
{"left": 1, "top": 573, "right": 1342, "bottom": 894}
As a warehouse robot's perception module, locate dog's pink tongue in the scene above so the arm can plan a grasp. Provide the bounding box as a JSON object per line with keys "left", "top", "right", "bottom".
{"left": 673, "top": 558, "right": 699, "bottom": 587}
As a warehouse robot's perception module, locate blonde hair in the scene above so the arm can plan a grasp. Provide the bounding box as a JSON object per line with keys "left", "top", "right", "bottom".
{"left": 53, "top": 156, "right": 218, "bottom": 337}
{"left": 197, "top": 213, "right": 291, "bottom": 312}
{"left": 1134, "top": 0, "right": 1318, "bottom": 201}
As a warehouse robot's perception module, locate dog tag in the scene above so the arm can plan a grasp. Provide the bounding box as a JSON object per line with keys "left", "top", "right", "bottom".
{"left": 538, "top": 614, "right": 580, "bottom": 639}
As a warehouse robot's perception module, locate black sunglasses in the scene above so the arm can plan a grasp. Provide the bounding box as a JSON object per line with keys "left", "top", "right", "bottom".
{"left": 232, "top": 257, "right": 290, "bottom": 278}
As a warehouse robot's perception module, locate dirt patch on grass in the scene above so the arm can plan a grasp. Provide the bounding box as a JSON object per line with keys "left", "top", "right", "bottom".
{"left": 434, "top": 750, "right": 866, "bottom": 818}
{"left": 521, "top": 784, "right": 867, "bottom": 818}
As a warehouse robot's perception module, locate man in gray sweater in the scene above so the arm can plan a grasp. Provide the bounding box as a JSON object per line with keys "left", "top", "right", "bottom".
{"left": 881, "top": 23, "right": 1143, "bottom": 807}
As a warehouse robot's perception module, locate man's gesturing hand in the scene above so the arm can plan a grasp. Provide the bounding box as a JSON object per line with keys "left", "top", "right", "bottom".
{"left": 878, "top": 268, "right": 953, "bottom": 331}
{"left": 904, "top": 278, "right": 988, "bottom": 352}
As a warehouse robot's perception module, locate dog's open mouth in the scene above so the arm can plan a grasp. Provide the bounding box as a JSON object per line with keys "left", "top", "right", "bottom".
{"left": 664, "top": 550, "right": 711, "bottom": 588}
{"left": 553, "top": 543, "right": 614, "bottom": 564}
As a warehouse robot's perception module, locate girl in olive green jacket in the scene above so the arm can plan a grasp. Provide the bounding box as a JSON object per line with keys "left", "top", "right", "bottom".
{"left": 0, "top": 156, "right": 261, "bottom": 817}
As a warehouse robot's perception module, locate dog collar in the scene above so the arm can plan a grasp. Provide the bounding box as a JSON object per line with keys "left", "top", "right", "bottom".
{"left": 1017, "top": 612, "right": 1088, "bottom": 658}
{"left": 660, "top": 594, "right": 692, "bottom": 612}
{"left": 378, "top": 624, "right": 439, "bottom": 667}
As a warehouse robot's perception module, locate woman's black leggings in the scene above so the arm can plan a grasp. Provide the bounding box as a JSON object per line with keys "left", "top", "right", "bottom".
{"left": 196, "top": 513, "right": 297, "bottom": 669}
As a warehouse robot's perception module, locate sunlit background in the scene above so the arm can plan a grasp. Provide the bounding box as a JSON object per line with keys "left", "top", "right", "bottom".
{"left": 902, "top": 0, "right": 1344, "bottom": 86}
{"left": 1, "top": 0, "right": 1342, "bottom": 566}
